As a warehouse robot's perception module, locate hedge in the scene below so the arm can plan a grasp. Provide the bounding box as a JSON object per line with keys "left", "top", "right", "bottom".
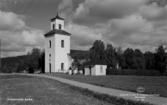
{"left": 106, "top": 69, "right": 167, "bottom": 76}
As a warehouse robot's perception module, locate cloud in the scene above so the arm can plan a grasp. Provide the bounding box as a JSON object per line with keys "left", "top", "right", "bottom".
{"left": 58, "top": 0, "right": 74, "bottom": 22}
{"left": 0, "top": 11, "right": 25, "bottom": 31}
{"left": 139, "top": 3, "right": 167, "bottom": 21}
{"left": 0, "top": 10, "right": 44, "bottom": 57}
{"left": 66, "top": 23, "right": 102, "bottom": 49}
{"left": 61, "top": 0, "right": 167, "bottom": 52}
{"left": 72, "top": 0, "right": 148, "bottom": 25}
{"left": 1, "top": 0, "right": 167, "bottom": 57}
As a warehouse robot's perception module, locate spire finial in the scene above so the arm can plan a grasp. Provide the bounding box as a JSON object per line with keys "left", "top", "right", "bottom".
{"left": 57, "top": 11, "right": 59, "bottom": 16}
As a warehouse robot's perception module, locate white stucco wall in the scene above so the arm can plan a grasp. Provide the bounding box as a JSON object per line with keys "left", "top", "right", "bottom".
{"left": 55, "top": 34, "right": 70, "bottom": 72}
{"left": 45, "top": 18, "right": 70, "bottom": 73}
{"left": 84, "top": 65, "right": 106, "bottom": 75}
{"left": 51, "top": 19, "right": 64, "bottom": 30}
{"left": 84, "top": 65, "right": 95, "bottom": 75}
{"left": 95, "top": 65, "right": 107, "bottom": 75}
{"left": 45, "top": 35, "right": 56, "bottom": 73}
{"left": 84, "top": 66, "right": 90, "bottom": 75}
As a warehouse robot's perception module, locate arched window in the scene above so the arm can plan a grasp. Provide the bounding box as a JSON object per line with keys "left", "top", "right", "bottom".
{"left": 49, "top": 54, "right": 51, "bottom": 61}
{"left": 100, "top": 66, "right": 103, "bottom": 73}
{"left": 61, "top": 40, "right": 64, "bottom": 48}
{"left": 59, "top": 24, "right": 61, "bottom": 30}
{"left": 53, "top": 24, "right": 55, "bottom": 30}
{"left": 49, "top": 63, "right": 51, "bottom": 73}
{"left": 61, "top": 63, "right": 64, "bottom": 70}
{"left": 49, "top": 40, "right": 51, "bottom": 48}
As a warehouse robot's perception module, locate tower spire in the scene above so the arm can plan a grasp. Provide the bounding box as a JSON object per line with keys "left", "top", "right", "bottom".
{"left": 57, "top": 11, "right": 58, "bottom": 16}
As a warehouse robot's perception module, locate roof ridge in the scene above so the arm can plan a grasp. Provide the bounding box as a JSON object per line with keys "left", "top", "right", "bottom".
{"left": 50, "top": 14, "right": 64, "bottom": 21}
{"left": 44, "top": 29, "right": 71, "bottom": 37}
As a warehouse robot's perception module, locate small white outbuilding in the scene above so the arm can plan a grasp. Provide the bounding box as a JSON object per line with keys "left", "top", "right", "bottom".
{"left": 84, "top": 59, "right": 107, "bottom": 76}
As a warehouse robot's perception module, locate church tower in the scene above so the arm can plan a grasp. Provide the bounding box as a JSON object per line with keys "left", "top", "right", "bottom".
{"left": 44, "top": 14, "right": 71, "bottom": 73}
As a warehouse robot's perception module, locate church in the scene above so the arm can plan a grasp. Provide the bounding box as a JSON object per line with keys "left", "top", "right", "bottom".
{"left": 44, "top": 14, "right": 107, "bottom": 75}
{"left": 44, "top": 14, "right": 73, "bottom": 73}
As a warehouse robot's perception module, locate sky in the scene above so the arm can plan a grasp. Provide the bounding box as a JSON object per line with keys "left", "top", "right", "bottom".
{"left": 0, "top": 0, "right": 167, "bottom": 57}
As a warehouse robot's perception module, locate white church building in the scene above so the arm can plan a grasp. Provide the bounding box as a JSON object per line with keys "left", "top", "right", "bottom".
{"left": 44, "top": 14, "right": 107, "bottom": 75}
{"left": 44, "top": 14, "right": 72, "bottom": 73}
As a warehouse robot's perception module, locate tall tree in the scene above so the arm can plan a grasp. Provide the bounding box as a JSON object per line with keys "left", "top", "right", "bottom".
{"left": 89, "top": 40, "right": 105, "bottom": 60}
{"left": 144, "top": 51, "right": 155, "bottom": 70}
{"left": 154, "top": 45, "right": 167, "bottom": 74}
{"left": 27, "top": 48, "right": 41, "bottom": 73}
{"left": 116, "top": 47, "right": 125, "bottom": 69}
{"left": 124, "top": 48, "right": 137, "bottom": 69}
{"left": 16, "top": 60, "right": 25, "bottom": 73}
{"left": 134, "top": 49, "right": 145, "bottom": 69}
{"left": 39, "top": 50, "right": 45, "bottom": 73}
{"left": 104, "top": 44, "right": 117, "bottom": 68}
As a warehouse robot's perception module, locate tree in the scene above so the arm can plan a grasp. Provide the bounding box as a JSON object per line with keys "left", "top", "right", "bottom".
{"left": 2, "top": 65, "right": 10, "bottom": 73}
{"left": 39, "top": 50, "right": 45, "bottom": 73}
{"left": 89, "top": 40, "right": 105, "bottom": 60}
{"left": 134, "top": 49, "right": 145, "bottom": 69}
{"left": 124, "top": 48, "right": 137, "bottom": 69}
{"left": 154, "top": 45, "right": 167, "bottom": 74}
{"left": 71, "top": 51, "right": 89, "bottom": 70}
{"left": 104, "top": 44, "right": 117, "bottom": 68}
{"left": 144, "top": 51, "right": 155, "bottom": 70}
{"left": 116, "top": 47, "right": 125, "bottom": 69}
{"left": 16, "top": 60, "right": 25, "bottom": 73}
{"left": 27, "top": 48, "right": 41, "bottom": 73}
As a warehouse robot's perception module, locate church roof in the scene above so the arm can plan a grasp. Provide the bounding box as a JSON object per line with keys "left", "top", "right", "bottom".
{"left": 44, "top": 29, "right": 71, "bottom": 37}
{"left": 84, "top": 59, "right": 107, "bottom": 65}
{"left": 70, "top": 49, "right": 88, "bottom": 55}
{"left": 50, "top": 14, "right": 64, "bottom": 21}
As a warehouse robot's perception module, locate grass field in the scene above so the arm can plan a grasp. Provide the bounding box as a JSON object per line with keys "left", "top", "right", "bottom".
{"left": 0, "top": 75, "right": 112, "bottom": 105}
{"left": 48, "top": 74, "right": 167, "bottom": 97}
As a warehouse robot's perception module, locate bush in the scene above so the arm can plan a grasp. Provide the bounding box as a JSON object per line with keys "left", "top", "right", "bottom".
{"left": 28, "top": 66, "right": 34, "bottom": 73}
{"left": 106, "top": 69, "right": 162, "bottom": 76}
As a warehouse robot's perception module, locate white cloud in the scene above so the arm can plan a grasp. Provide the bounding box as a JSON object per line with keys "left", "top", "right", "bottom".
{"left": 58, "top": 0, "right": 74, "bottom": 22}
{"left": 0, "top": 11, "right": 25, "bottom": 31}
{"left": 139, "top": 3, "right": 167, "bottom": 21}
{"left": 72, "top": 0, "right": 148, "bottom": 25}
{"left": 62, "top": 0, "right": 167, "bottom": 52}
{"left": 66, "top": 23, "right": 102, "bottom": 49}
{"left": 0, "top": 10, "right": 44, "bottom": 57}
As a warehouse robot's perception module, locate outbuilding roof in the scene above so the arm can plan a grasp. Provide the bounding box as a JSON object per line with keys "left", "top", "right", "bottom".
{"left": 44, "top": 29, "right": 71, "bottom": 37}
{"left": 84, "top": 59, "right": 107, "bottom": 65}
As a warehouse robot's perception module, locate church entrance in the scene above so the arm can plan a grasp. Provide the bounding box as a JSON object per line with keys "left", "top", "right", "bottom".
{"left": 61, "top": 63, "right": 64, "bottom": 70}
{"left": 49, "top": 63, "right": 51, "bottom": 73}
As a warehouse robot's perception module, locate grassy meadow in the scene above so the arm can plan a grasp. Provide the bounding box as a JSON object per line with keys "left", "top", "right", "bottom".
{"left": 49, "top": 74, "right": 167, "bottom": 97}
{"left": 0, "top": 74, "right": 153, "bottom": 105}
{"left": 0, "top": 75, "right": 112, "bottom": 105}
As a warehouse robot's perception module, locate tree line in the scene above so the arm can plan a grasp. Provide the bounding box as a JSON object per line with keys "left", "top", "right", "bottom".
{"left": 72, "top": 40, "right": 167, "bottom": 75}
{"left": 1, "top": 48, "right": 45, "bottom": 73}
{"left": 1, "top": 40, "right": 167, "bottom": 75}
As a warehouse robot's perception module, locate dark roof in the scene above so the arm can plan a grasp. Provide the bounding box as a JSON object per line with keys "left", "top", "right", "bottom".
{"left": 51, "top": 14, "right": 64, "bottom": 21}
{"left": 70, "top": 49, "right": 88, "bottom": 56}
{"left": 84, "top": 59, "right": 107, "bottom": 65}
{"left": 44, "top": 29, "right": 71, "bottom": 37}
